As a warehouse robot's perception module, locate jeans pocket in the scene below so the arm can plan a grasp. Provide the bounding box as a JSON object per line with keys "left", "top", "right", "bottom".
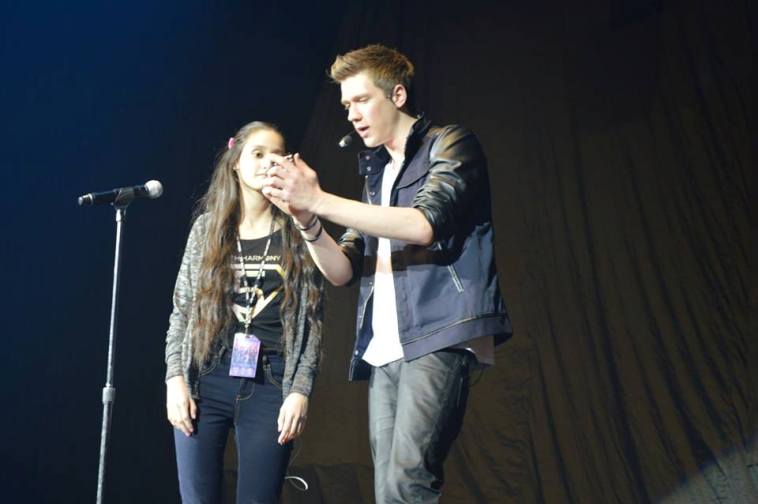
{"left": 264, "top": 359, "right": 284, "bottom": 391}
{"left": 198, "top": 353, "right": 221, "bottom": 377}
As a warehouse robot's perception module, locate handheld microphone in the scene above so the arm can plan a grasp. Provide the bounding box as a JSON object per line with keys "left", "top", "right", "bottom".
{"left": 338, "top": 131, "right": 355, "bottom": 148}
{"left": 77, "top": 180, "right": 163, "bottom": 206}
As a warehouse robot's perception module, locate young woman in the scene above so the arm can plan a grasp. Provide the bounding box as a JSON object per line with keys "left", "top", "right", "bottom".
{"left": 164, "top": 121, "right": 324, "bottom": 503}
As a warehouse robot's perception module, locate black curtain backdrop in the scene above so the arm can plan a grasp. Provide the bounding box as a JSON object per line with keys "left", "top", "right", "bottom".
{"left": 1, "top": 0, "right": 753, "bottom": 503}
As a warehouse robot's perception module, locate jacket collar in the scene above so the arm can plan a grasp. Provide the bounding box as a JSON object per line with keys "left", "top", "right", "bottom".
{"left": 356, "top": 114, "right": 431, "bottom": 177}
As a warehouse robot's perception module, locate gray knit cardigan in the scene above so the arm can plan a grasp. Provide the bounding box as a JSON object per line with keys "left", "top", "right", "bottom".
{"left": 164, "top": 214, "right": 322, "bottom": 398}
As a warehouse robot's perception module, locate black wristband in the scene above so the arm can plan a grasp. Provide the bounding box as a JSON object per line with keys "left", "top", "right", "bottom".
{"left": 302, "top": 221, "right": 323, "bottom": 242}
{"left": 294, "top": 214, "right": 319, "bottom": 231}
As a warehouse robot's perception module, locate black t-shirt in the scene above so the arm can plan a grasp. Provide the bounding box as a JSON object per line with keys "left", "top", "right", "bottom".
{"left": 226, "top": 232, "right": 283, "bottom": 352}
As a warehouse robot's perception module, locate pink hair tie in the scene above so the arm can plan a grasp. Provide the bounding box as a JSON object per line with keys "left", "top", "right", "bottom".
{"left": 227, "top": 137, "right": 236, "bottom": 150}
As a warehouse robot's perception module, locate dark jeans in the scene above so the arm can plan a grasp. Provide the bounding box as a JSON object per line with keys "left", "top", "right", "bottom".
{"left": 368, "top": 349, "right": 473, "bottom": 504}
{"left": 174, "top": 350, "right": 291, "bottom": 504}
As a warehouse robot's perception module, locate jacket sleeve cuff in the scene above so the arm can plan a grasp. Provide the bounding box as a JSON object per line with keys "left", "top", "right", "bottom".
{"left": 288, "top": 367, "right": 316, "bottom": 397}
{"left": 338, "top": 228, "right": 364, "bottom": 285}
{"left": 165, "top": 354, "right": 183, "bottom": 382}
{"left": 287, "top": 383, "right": 313, "bottom": 397}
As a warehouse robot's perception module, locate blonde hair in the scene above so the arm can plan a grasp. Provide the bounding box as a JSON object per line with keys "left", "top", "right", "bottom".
{"left": 330, "top": 44, "right": 414, "bottom": 103}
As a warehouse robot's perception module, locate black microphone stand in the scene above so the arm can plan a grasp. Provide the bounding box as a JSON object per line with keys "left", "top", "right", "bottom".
{"left": 95, "top": 188, "right": 135, "bottom": 504}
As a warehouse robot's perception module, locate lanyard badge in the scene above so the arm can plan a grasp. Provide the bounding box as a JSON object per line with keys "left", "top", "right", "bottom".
{"left": 229, "top": 214, "right": 275, "bottom": 378}
{"left": 230, "top": 332, "right": 261, "bottom": 378}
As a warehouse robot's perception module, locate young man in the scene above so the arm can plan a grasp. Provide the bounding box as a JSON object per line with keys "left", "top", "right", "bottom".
{"left": 262, "top": 44, "right": 512, "bottom": 503}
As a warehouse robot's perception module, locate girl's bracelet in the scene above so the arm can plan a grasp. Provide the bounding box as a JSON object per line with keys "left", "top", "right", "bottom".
{"left": 293, "top": 214, "right": 319, "bottom": 231}
{"left": 302, "top": 221, "right": 323, "bottom": 242}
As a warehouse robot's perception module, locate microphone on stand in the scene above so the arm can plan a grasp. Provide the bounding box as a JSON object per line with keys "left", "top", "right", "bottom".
{"left": 77, "top": 180, "right": 163, "bottom": 207}
{"left": 82, "top": 178, "right": 164, "bottom": 503}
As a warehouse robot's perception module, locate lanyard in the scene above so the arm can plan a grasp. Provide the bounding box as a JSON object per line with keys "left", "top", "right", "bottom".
{"left": 235, "top": 215, "right": 276, "bottom": 334}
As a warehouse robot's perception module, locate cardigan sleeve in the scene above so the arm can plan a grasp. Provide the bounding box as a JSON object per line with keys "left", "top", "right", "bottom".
{"left": 164, "top": 215, "right": 205, "bottom": 381}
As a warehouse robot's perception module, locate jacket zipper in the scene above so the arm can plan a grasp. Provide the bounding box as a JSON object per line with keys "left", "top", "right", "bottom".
{"left": 447, "top": 265, "right": 464, "bottom": 293}
{"left": 364, "top": 175, "right": 373, "bottom": 205}
{"left": 357, "top": 285, "right": 374, "bottom": 328}
{"left": 355, "top": 173, "right": 375, "bottom": 348}
{"left": 432, "top": 241, "right": 464, "bottom": 293}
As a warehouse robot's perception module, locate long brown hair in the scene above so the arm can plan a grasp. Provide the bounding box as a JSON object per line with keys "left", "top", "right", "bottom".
{"left": 191, "top": 121, "right": 323, "bottom": 367}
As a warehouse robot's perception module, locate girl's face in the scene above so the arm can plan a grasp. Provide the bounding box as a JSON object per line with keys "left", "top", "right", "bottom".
{"left": 235, "top": 129, "right": 286, "bottom": 192}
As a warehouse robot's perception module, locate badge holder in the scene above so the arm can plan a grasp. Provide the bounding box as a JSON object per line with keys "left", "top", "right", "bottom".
{"left": 230, "top": 331, "right": 261, "bottom": 378}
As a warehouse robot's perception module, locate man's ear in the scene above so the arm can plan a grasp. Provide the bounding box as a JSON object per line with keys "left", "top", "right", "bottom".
{"left": 390, "top": 84, "right": 408, "bottom": 109}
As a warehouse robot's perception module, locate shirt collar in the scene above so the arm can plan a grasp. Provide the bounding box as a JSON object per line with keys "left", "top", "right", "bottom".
{"left": 356, "top": 114, "right": 431, "bottom": 176}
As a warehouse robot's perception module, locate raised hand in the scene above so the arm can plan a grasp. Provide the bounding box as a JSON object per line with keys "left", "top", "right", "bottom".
{"left": 262, "top": 153, "right": 324, "bottom": 222}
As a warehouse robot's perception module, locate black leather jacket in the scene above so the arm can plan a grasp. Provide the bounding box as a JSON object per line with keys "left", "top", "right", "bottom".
{"left": 339, "top": 116, "right": 512, "bottom": 381}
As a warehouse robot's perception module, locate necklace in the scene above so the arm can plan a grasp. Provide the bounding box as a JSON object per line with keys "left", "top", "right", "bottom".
{"left": 235, "top": 212, "right": 277, "bottom": 334}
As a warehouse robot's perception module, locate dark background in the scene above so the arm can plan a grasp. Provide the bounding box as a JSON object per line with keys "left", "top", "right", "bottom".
{"left": 1, "top": 0, "right": 753, "bottom": 502}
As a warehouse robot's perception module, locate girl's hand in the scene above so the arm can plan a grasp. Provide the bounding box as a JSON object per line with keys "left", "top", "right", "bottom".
{"left": 277, "top": 392, "right": 309, "bottom": 444}
{"left": 166, "top": 375, "right": 196, "bottom": 437}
